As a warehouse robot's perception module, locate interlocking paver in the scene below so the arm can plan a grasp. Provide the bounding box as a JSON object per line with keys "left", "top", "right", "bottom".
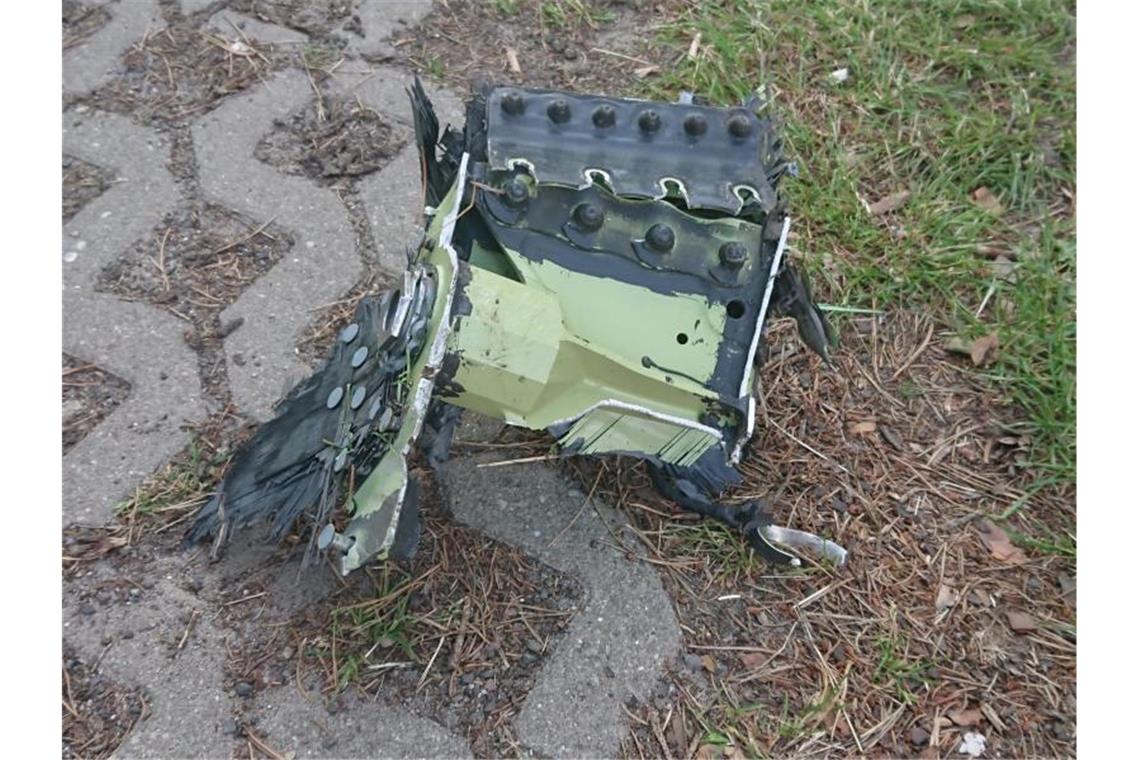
{"left": 338, "top": 0, "right": 433, "bottom": 57}
{"left": 193, "top": 70, "right": 361, "bottom": 419}
{"left": 63, "top": 0, "right": 161, "bottom": 96}
{"left": 208, "top": 9, "right": 310, "bottom": 45}
{"left": 441, "top": 451, "right": 682, "bottom": 758}
{"left": 62, "top": 109, "right": 204, "bottom": 526}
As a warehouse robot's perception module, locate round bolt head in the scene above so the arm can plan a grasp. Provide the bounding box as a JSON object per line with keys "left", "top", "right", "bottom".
{"left": 547, "top": 99, "right": 571, "bottom": 124}
{"left": 326, "top": 386, "right": 344, "bottom": 409}
{"left": 572, "top": 202, "right": 604, "bottom": 231}
{"left": 351, "top": 346, "right": 369, "bottom": 368}
{"left": 592, "top": 104, "right": 616, "bottom": 128}
{"left": 350, "top": 385, "right": 366, "bottom": 410}
{"left": 719, "top": 241, "right": 748, "bottom": 269}
{"left": 726, "top": 111, "right": 753, "bottom": 138}
{"left": 501, "top": 91, "right": 525, "bottom": 115}
{"left": 637, "top": 110, "right": 661, "bottom": 133}
{"left": 645, "top": 224, "right": 675, "bottom": 252}
{"left": 367, "top": 397, "right": 382, "bottom": 420}
{"left": 340, "top": 323, "right": 359, "bottom": 344}
{"left": 503, "top": 177, "right": 529, "bottom": 207}
{"left": 316, "top": 523, "right": 336, "bottom": 550}
{"left": 683, "top": 113, "right": 708, "bottom": 137}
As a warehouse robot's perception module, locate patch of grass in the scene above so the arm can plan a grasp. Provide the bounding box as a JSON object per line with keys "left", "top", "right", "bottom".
{"left": 424, "top": 54, "right": 445, "bottom": 80}
{"left": 113, "top": 437, "right": 220, "bottom": 521}
{"left": 540, "top": 0, "right": 613, "bottom": 28}
{"left": 872, "top": 632, "right": 932, "bottom": 705}
{"left": 648, "top": 0, "right": 1075, "bottom": 481}
{"left": 491, "top": 0, "right": 521, "bottom": 16}
{"left": 301, "top": 43, "right": 337, "bottom": 72}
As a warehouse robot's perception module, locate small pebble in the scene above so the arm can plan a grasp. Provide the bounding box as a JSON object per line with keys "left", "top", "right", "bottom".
{"left": 235, "top": 682, "right": 253, "bottom": 698}
{"left": 80, "top": 603, "right": 96, "bottom": 616}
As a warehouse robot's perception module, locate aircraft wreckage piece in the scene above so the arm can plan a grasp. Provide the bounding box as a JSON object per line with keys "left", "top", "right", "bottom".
{"left": 188, "top": 81, "right": 846, "bottom": 574}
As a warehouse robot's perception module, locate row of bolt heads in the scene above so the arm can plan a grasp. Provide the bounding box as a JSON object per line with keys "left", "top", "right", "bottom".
{"left": 500, "top": 91, "right": 755, "bottom": 139}
{"left": 499, "top": 175, "right": 750, "bottom": 270}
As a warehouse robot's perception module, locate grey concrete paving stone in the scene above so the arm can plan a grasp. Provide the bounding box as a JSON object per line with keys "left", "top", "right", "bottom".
{"left": 62, "top": 109, "right": 204, "bottom": 526}
{"left": 64, "top": 566, "right": 233, "bottom": 758}
{"left": 440, "top": 454, "right": 682, "bottom": 758}
{"left": 193, "top": 70, "right": 361, "bottom": 420}
{"left": 63, "top": 0, "right": 162, "bottom": 96}
{"left": 339, "top": 0, "right": 434, "bottom": 58}
{"left": 251, "top": 688, "right": 474, "bottom": 759}
{"left": 179, "top": 0, "right": 219, "bottom": 16}
{"left": 208, "top": 9, "right": 310, "bottom": 45}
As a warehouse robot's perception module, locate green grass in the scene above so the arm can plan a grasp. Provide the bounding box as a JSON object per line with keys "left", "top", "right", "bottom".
{"left": 646, "top": 0, "right": 1076, "bottom": 482}
{"left": 113, "top": 437, "right": 220, "bottom": 520}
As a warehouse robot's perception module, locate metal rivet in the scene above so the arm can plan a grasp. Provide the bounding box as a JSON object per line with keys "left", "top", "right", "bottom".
{"left": 333, "top": 449, "right": 348, "bottom": 472}
{"left": 683, "top": 113, "right": 708, "bottom": 136}
{"left": 351, "top": 346, "right": 369, "bottom": 368}
{"left": 645, "top": 224, "right": 675, "bottom": 252}
{"left": 350, "top": 386, "right": 366, "bottom": 410}
{"left": 592, "top": 105, "right": 616, "bottom": 128}
{"left": 572, "top": 202, "right": 604, "bottom": 231}
{"left": 340, "top": 323, "right": 359, "bottom": 343}
{"left": 501, "top": 91, "right": 525, "bottom": 115}
{"left": 726, "top": 111, "right": 752, "bottom": 138}
{"left": 547, "top": 99, "right": 571, "bottom": 124}
{"left": 719, "top": 241, "right": 748, "bottom": 269}
{"left": 503, "top": 177, "right": 529, "bottom": 207}
{"left": 637, "top": 110, "right": 661, "bottom": 133}
{"left": 326, "top": 386, "right": 344, "bottom": 409}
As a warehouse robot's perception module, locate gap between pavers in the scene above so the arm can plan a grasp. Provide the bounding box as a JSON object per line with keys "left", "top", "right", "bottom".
{"left": 63, "top": 109, "right": 204, "bottom": 526}
{"left": 438, "top": 447, "right": 682, "bottom": 758}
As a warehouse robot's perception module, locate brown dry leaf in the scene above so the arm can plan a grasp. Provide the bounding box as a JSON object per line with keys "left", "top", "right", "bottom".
{"left": 976, "top": 242, "right": 1008, "bottom": 259}
{"left": 867, "top": 190, "right": 911, "bottom": 216}
{"left": 971, "top": 186, "right": 1005, "bottom": 215}
{"left": 949, "top": 708, "right": 983, "bottom": 727}
{"left": 977, "top": 520, "right": 1027, "bottom": 563}
{"left": 700, "top": 654, "right": 716, "bottom": 673}
{"left": 866, "top": 190, "right": 912, "bottom": 216}
{"left": 687, "top": 32, "right": 701, "bottom": 59}
{"left": 739, "top": 651, "right": 765, "bottom": 669}
{"left": 848, "top": 420, "right": 877, "bottom": 435}
{"left": 944, "top": 336, "right": 971, "bottom": 356}
{"left": 969, "top": 333, "right": 1000, "bottom": 366}
{"left": 935, "top": 583, "right": 957, "bottom": 612}
{"left": 696, "top": 744, "right": 722, "bottom": 760}
{"left": 634, "top": 65, "right": 660, "bottom": 78}
{"left": 505, "top": 47, "right": 521, "bottom": 74}
{"left": 1006, "top": 610, "right": 1037, "bottom": 633}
